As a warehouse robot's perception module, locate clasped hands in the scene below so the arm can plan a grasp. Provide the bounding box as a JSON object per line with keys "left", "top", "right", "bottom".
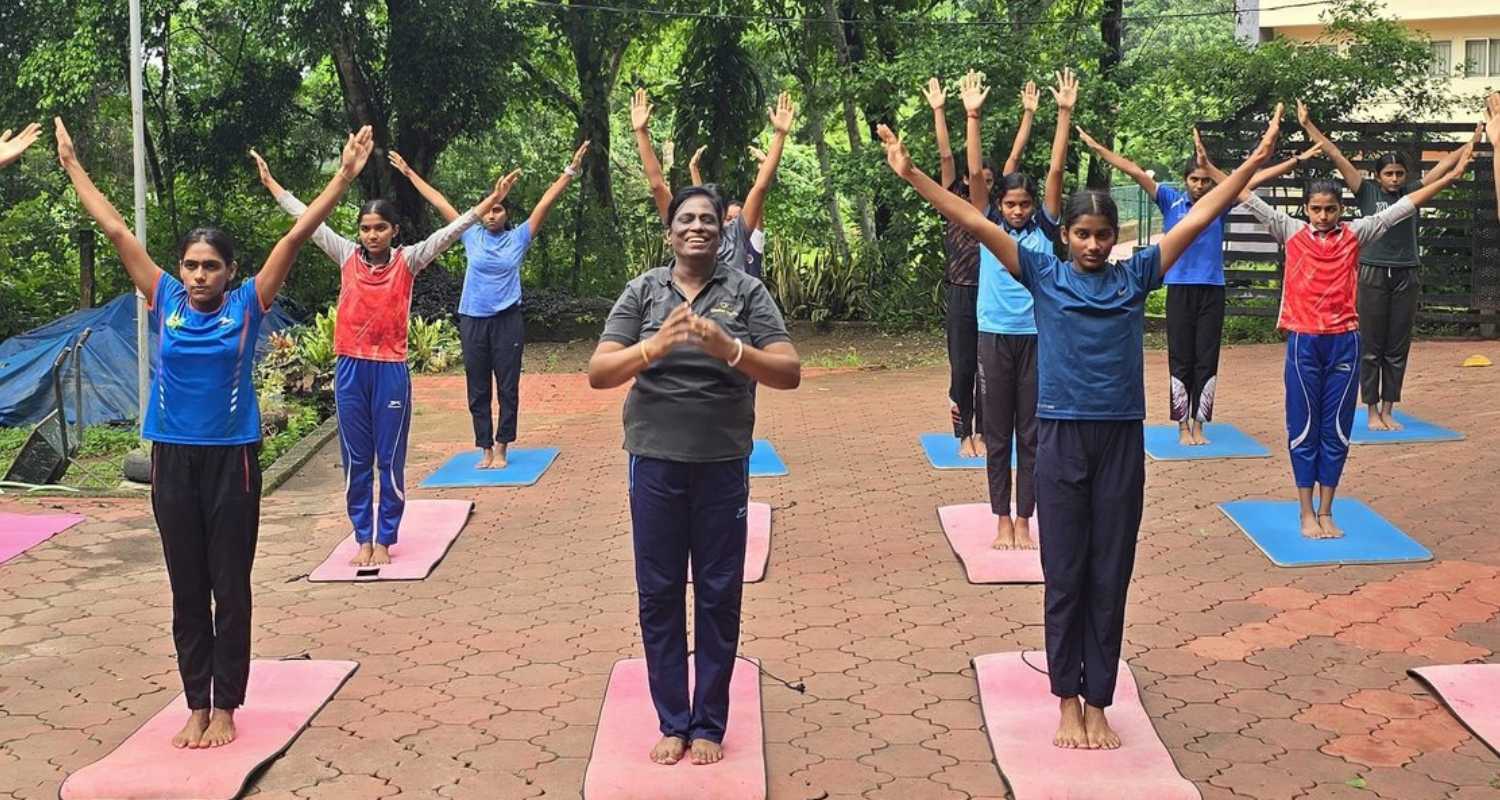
{"left": 644, "top": 302, "right": 739, "bottom": 364}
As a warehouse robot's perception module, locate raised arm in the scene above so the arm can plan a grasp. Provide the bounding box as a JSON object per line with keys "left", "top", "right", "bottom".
{"left": 1159, "top": 104, "right": 1281, "bottom": 275}
{"left": 257, "top": 128, "right": 374, "bottom": 309}
{"left": 256, "top": 150, "right": 357, "bottom": 265}
{"left": 923, "top": 78, "right": 956, "bottom": 188}
{"left": 738, "top": 92, "right": 795, "bottom": 233}
{"left": 388, "top": 151, "right": 461, "bottom": 223}
{"left": 527, "top": 141, "right": 589, "bottom": 236}
{"left": 1043, "top": 69, "right": 1077, "bottom": 218}
{"left": 1197, "top": 128, "right": 1322, "bottom": 188}
{"left": 1003, "top": 81, "right": 1039, "bottom": 175}
{"left": 959, "top": 70, "right": 992, "bottom": 212}
{"left": 1396, "top": 140, "right": 1474, "bottom": 211}
{"left": 688, "top": 145, "right": 707, "bottom": 186}
{"left": 878, "top": 123, "right": 1020, "bottom": 276}
{"left": 631, "top": 88, "right": 672, "bottom": 221}
{"left": 405, "top": 169, "right": 520, "bottom": 272}
{"left": 0, "top": 123, "right": 41, "bottom": 169}
{"left": 1487, "top": 93, "right": 1500, "bottom": 217}
{"left": 55, "top": 118, "right": 163, "bottom": 302}
{"left": 1078, "top": 126, "right": 1157, "bottom": 197}
{"left": 1421, "top": 124, "right": 1483, "bottom": 186}
{"left": 1297, "top": 100, "right": 1362, "bottom": 193}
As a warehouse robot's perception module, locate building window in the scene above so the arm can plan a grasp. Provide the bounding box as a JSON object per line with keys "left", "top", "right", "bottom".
{"left": 1430, "top": 41, "right": 1452, "bottom": 77}
{"left": 1464, "top": 39, "right": 1489, "bottom": 77}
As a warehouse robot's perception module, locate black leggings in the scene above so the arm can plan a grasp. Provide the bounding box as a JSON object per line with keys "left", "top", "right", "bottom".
{"left": 151, "top": 443, "right": 261, "bottom": 710}
{"left": 1165, "top": 284, "right": 1225, "bottom": 423}
{"left": 1357, "top": 265, "right": 1418, "bottom": 405}
{"left": 460, "top": 307, "right": 525, "bottom": 448}
{"left": 978, "top": 333, "right": 1037, "bottom": 517}
{"left": 944, "top": 283, "right": 981, "bottom": 438}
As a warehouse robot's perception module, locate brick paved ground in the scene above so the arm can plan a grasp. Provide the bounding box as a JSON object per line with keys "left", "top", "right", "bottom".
{"left": 2, "top": 339, "right": 1498, "bottom": 799}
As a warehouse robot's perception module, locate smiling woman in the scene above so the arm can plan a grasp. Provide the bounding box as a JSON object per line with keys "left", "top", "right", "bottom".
{"left": 587, "top": 184, "right": 799, "bottom": 768}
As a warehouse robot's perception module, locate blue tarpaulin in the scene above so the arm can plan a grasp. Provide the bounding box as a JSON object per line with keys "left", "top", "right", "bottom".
{"left": 0, "top": 291, "right": 296, "bottom": 428}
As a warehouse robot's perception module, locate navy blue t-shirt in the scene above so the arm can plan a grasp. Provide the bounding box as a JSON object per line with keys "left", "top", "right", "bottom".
{"left": 143, "top": 274, "right": 266, "bottom": 445}
{"left": 1018, "top": 245, "right": 1163, "bottom": 420}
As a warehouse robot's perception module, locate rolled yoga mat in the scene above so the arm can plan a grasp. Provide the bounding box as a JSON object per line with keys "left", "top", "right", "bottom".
{"left": 583, "top": 656, "right": 766, "bottom": 800}
{"left": 60, "top": 658, "right": 358, "bottom": 800}
{"left": 418, "top": 447, "right": 561, "bottom": 488}
{"left": 308, "top": 499, "right": 474, "bottom": 581}
{"left": 1409, "top": 664, "right": 1500, "bottom": 756}
{"left": 0, "top": 511, "right": 85, "bottom": 565}
{"left": 974, "top": 651, "right": 1201, "bottom": 800}
{"left": 1217, "top": 498, "right": 1431, "bottom": 567}
{"left": 1143, "top": 423, "right": 1270, "bottom": 461}
{"left": 937, "top": 503, "right": 1042, "bottom": 584}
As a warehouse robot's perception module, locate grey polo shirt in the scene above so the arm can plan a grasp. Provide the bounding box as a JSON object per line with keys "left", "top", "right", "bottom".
{"left": 600, "top": 262, "right": 791, "bottom": 462}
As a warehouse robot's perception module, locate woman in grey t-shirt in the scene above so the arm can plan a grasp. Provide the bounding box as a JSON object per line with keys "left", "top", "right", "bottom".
{"left": 1297, "top": 102, "right": 1480, "bottom": 430}
{"left": 589, "top": 186, "right": 800, "bottom": 768}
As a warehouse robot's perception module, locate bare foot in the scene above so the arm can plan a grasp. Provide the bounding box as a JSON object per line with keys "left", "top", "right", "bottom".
{"left": 198, "top": 709, "right": 236, "bottom": 748}
{"left": 1316, "top": 513, "right": 1344, "bottom": 539}
{"left": 171, "top": 709, "right": 209, "bottom": 749}
{"left": 1383, "top": 411, "right": 1403, "bottom": 431}
{"left": 689, "top": 738, "right": 724, "bottom": 765}
{"left": 350, "top": 542, "right": 374, "bottom": 567}
{"left": 1367, "top": 406, "right": 1390, "bottom": 431}
{"left": 969, "top": 435, "right": 986, "bottom": 456}
{"left": 991, "top": 515, "right": 1017, "bottom": 550}
{"left": 649, "top": 735, "right": 686, "bottom": 765}
{"left": 1083, "top": 704, "right": 1121, "bottom": 750}
{"left": 1299, "top": 510, "right": 1322, "bottom": 539}
{"left": 478, "top": 448, "right": 495, "bottom": 469}
{"left": 958, "top": 437, "right": 978, "bottom": 459}
{"left": 496, "top": 444, "right": 509, "bottom": 469}
{"left": 1177, "top": 424, "right": 1192, "bottom": 446}
{"left": 1191, "top": 423, "right": 1210, "bottom": 446}
{"left": 1013, "top": 517, "right": 1036, "bottom": 549}
{"left": 1053, "top": 697, "right": 1088, "bottom": 749}
{"left": 370, "top": 544, "right": 392, "bottom": 566}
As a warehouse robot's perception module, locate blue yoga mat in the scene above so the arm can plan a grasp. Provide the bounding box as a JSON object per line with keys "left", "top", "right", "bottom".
{"left": 1218, "top": 498, "right": 1431, "bottom": 567}
{"left": 750, "top": 439, "right": 788, "bottom": 477}
{"left": 418, "top": 447, "right": 560, "bottom": 488}
{"left": 1350, "top": 408, "right": 1463, "bottom": 445}
{"left": 1144, "top": 423, "right": 1271, "bottom": 461}
{"left": 919, "top": 433, "right": 1016, "bottom": 469}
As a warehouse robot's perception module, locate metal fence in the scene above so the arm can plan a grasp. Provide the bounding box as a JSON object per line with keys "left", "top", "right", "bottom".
{"left": 1192, "top": 119, "right": 1499, "bottom": 334}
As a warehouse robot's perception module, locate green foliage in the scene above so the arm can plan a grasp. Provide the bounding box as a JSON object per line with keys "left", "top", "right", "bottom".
{"left": 763, "top": 236, "right": 869, "bottom": 324}
{"left": 258, "top": 401, "right": 322, "bottom": 469}
{"left": 407, "top": 315, "right": 461, "bottom": 374}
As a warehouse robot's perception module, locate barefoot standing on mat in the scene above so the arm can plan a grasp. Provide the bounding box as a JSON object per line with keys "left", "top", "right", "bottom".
{"left": 0, "top": 122, "right": 41, "bottom": 169}
{"left": 1235, "top": 107, "right": 1474, "bottom": 540}
{"left": 251, "top": 150, "right": 517, "bottom": 567}
{"left": 957, "top": 69, "right": 1073, "bottom": 550}
{"left": 1297, "top": 101, "right": 1481, "bottom": 432}
{"left": 389, "top": 142, "right": 589, "bottom": 470}
{"left": 58, "top": 119, "right": 373, "bottom": 748}
{"left": 880, "top": 102, "right": 1281, "bottom": 751}
{"left": 588, "top": 186, "right": 801, "bottom": 766}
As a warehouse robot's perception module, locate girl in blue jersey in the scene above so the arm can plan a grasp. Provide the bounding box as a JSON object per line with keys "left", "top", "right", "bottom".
{"left": 957, "top": 69, "right": 1075, "bottom": 550}
{"left": 390, "top": 142, "right": 590, "bottom": 469}
{"left": 56, "top": 119, "right": 373, "bottom": 749}
{"left": 880, "top": 107, "right": 1279, "bottom": 751}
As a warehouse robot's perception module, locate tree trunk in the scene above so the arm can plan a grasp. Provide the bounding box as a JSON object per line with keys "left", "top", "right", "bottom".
{"left": 1087, "top": 0, "right": 1125, "bottom": 189}
{"left": 563, "top": 4, "right": 630, "bottom": 287}
{"left": 330, "top": 26, "right": 390, "bottom": 204}
{"left": 822, "top": 0, "right": 878, "bottom": 254}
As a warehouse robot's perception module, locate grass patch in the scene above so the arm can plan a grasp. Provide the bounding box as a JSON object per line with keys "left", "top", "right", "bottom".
{"left": 259, "top": 402, "right": 325, "bottom": 469}
{"left": 803, "top": 348, "right": 866, "bottom": 369}
{"left": 0, "top": 422, "right": 142, "bottom": 491}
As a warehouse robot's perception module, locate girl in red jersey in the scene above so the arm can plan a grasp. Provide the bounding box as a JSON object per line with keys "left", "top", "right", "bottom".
{"left": 1235, "top": 131, "right": 1473, "bottom": 540}
{"left": 252, "top": 152, "right": 518, "bottom": 567}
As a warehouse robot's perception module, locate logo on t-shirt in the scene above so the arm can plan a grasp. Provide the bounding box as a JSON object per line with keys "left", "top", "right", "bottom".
{"left": 217, "top": 315, "right": 235, "bottom": 328}
{"left": 166, "top": 312, "right": 185, "bottom": 331}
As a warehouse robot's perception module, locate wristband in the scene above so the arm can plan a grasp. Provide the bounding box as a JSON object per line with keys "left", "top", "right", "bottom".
{"left": 728, "top": 338, "right": 744, "bottom": 368}
{"left": 639, "top": 341, "right": 652, "bottom": 366}
{"left": 564, "top": 165, "right": 579, "bottom": 177}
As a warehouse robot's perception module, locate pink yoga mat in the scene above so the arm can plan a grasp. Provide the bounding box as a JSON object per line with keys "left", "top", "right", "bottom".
{"left": 938, "top": 503, "right": 1043, "bottom": 584}
{"left": 583, "top": 657, "right": 766, "bottom": 800}
{"left": 688, "top": 501, "right": 771, "bottom": 584}
{"left": 1410, "top": 664, "right": 1500, "bottom": 755}
{"left": 60, "top": 658, "right": 358, "bottom": 800}
{"left": 307, "top": 499, "right": 473, "bottom": 581}
{"left": 974, "top": 651, "right": 1201, "bottom": 800}
{"left": 0, "top": 511, "right": 85, "bottom": 565}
